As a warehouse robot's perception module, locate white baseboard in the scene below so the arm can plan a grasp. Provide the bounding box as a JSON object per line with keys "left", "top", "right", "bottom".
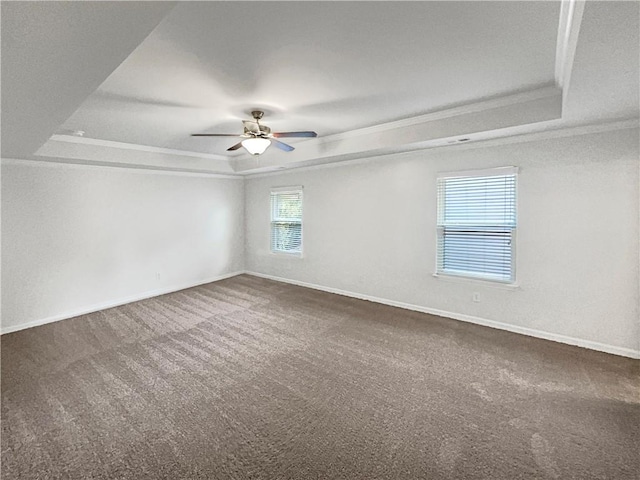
{"left": 245, "top": 271, "right": 640, "bottom": 360}
{"left": 5, "top": 269, "right": 638, "bottom": 359}
{"left": 0, "top": 271, "right": 244, "bottom": 335}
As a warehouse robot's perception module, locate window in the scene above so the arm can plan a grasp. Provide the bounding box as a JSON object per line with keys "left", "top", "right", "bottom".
{"left": 270, "top": 187, "right": 303, "bottom": 255}
{"left": 436, "top": 167, "right": 517, "bottom": 283}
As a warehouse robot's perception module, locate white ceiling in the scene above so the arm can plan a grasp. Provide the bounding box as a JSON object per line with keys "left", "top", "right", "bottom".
{"left": 562, "top": 0, "right": 639, "bottom": 123}
{"left": 2, "top": 1, "right": 638, "bottom": 175}
{"left": 0, "top": 1, "right": 175, "bottom": 159}
{"left": 58, "top": 1, "right": 559, "bottom": 155}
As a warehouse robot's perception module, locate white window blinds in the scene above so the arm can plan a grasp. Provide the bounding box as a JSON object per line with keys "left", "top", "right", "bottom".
{"left": 270, "top": 188, "right": 303, "bottom": 254}
{"left": 437, "top": 168, "right": 517, "bottom": 282}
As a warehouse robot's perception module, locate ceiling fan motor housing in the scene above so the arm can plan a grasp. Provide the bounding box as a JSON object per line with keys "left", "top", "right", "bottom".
{"left": 243, "top": 125, "right": 271, "bottom": 137}
{"left": 191, "top": 109, "right": 316, "bottom": 153}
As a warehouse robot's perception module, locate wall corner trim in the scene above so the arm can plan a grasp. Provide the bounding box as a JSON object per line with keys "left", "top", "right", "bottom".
{"left": 245, "top": 271, "right": 640, "bottom": 360}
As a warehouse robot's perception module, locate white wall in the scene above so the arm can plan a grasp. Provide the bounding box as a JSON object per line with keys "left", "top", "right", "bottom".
{"left": 3, "top": 129, "right": 638, "bottom": 357}
{"left": 1, "top": 160, "right": 245, "bottom": 333}
{"left": 245, "top": 128, "right": 640, "bottom": 357}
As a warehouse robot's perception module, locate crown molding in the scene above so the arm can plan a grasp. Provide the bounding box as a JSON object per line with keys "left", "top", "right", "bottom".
{"left": 234, "top": 87, "right": 563, "bottom": 173}
{"left": 45, "top": 86, "right": 561, "bottom": 170}
{"left": 243, "top": 117, "right": 639, "bottom": 179}
{"left": 318, "top": 85, "right": 561, "bottom": 145}
{"left": 210, "top": 87, "right": 560, "bottom": 163}
{"left": 50, "top": 134, "right": 228, "bottom": 162}
{"left": 36, "top": 136, "right": 236, "bottom": 174}
{"left": 1, "top": 157, "right": 243, "bottom": 179}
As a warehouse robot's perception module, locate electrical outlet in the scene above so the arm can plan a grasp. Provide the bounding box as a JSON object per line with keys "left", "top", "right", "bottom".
{"left": 472, "top": 292, "right": 480, "bottom": 303}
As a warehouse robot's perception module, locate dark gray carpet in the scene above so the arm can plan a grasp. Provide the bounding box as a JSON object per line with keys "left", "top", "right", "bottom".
{"left": 2, "top": 274, "right": 638, "bottom": 479}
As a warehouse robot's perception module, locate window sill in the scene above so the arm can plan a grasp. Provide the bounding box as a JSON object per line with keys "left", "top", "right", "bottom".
{"left": 270, "top": 250, "right": 304, "bottom": 259}
{"left": 432, "top": 273, "right": 520, "bottom": 290}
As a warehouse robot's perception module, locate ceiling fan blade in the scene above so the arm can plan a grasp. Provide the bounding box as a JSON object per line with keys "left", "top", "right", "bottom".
{"left": 191, "top": 133, "right": 240, "bottom": 137}
{"left": 227, "top": 141, "right": 244, "bottom": 151}
{"left": 242, "top": 120, "right": 260, "bottom": 134}
{"left": 272, "top": 131, "right": 318, "bottom": 138}
{"left": 272, "top": 139, "right": 295, "bottom": 152}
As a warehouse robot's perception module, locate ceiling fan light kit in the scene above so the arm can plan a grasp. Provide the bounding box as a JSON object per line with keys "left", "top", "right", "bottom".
{"left": 191, "top": 110, "right": 317, "bottom": 156}
{"left": 242, "top": 137, "right": 271, "bottom": 155}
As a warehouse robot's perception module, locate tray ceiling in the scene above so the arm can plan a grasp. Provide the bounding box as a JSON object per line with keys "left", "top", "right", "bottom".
{"left": 58, "top": 2, "right": 559, "bottom": 156}
{"left": 2, "top": 1, "right": 638, "bottom": 175}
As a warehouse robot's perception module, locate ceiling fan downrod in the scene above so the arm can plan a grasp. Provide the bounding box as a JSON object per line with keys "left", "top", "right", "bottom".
{"left": 251, "top": 110, "right": 264, "bottom": 122}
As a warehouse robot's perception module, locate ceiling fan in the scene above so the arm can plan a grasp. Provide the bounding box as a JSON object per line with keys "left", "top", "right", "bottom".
{"left": 191, "top": 110, "right": 317, "bottom": 156}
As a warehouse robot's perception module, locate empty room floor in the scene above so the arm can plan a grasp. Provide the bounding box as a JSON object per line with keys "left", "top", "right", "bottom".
{"left": 1, "top": 274, "right": 638, "bottom": 479}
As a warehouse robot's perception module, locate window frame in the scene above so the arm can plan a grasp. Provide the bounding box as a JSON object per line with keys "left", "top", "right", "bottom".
{"left": 270, "top": 186, "right": 304, "bottom": 257}
{"left": 435, "top": 167, "right": 518, "bottom": 284}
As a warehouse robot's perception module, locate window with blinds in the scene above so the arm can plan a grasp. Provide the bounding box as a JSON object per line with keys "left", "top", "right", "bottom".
{"left": 436, "top": 167, "right": 517, "bottom": 283}
{"left": 270, "top": 188, "right": 303, "bottom": 255}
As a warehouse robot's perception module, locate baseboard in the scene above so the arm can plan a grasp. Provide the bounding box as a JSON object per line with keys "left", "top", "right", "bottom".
{"left": 0, "top": 271, "right": 245, "bottom": 335}
{"left": 245, "top": 271, "right": 640, "bottom": 360}
{"left": 5, "top": 269, "right": 638, "bottom": 359}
